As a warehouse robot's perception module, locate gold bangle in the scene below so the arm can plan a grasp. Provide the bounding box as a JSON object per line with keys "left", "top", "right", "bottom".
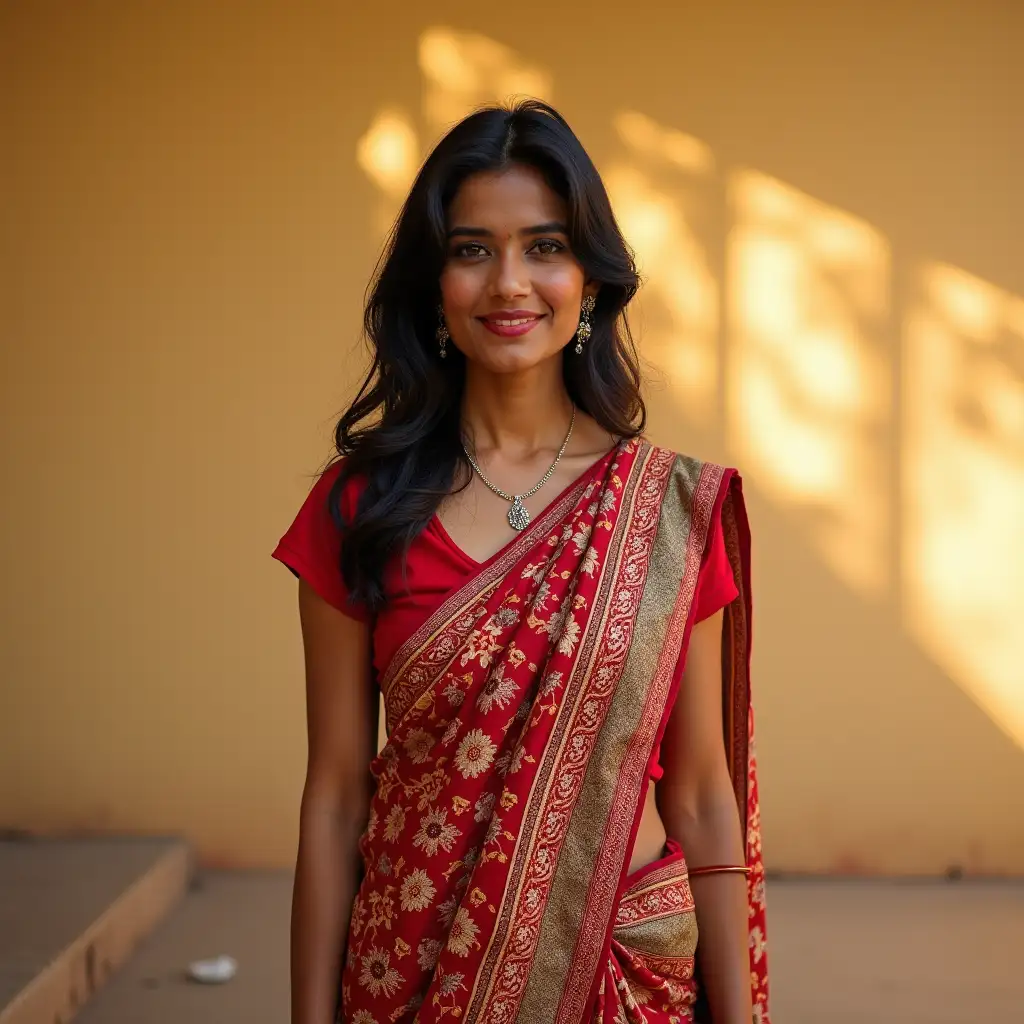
{"left": 688, "top": 865, "right": 750, "bottom": 877}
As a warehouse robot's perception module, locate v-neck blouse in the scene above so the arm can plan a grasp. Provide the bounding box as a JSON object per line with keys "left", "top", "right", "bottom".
{"left": 272, "top": 457, "right": 739, "bottom": 687}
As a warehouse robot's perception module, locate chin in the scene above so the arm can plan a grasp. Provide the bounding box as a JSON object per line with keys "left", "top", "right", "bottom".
{"left": 470, "top": 337, "right": 563, "bottom": 375}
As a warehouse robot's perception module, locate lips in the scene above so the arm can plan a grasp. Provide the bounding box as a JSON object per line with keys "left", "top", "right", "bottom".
{"left": 479, "top": 310, "right": 545, "bottom": 338}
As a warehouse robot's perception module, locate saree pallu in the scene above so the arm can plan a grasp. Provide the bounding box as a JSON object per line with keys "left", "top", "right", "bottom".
{"left": 340, "top": 439, "right": 769, "bottom": 1024}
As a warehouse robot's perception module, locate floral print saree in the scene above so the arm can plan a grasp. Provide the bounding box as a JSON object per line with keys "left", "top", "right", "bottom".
{"left": 340, "top": 438, "right": 769, "bottom": 1024}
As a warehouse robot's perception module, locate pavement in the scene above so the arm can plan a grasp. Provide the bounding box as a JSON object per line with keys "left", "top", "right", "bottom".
{"left": 71, "top": 872, "right": 1022, "bottom": 1023}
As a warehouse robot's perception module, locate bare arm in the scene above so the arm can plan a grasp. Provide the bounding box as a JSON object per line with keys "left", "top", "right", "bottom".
{"left": 291, "top": 579, "right": 377, "bottom": 1024}
{"left": 657, "top": 609, "right": 752, "bottom": 1024}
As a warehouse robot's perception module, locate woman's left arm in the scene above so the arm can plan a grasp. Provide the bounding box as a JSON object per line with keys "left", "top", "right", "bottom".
{"left": 657, "top": 608, "right": 752, "bottom": 1024}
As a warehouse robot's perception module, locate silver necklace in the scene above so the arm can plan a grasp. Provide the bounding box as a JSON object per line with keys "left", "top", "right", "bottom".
{"left": 462, "top": 406, "right": 576, "bottom": 532}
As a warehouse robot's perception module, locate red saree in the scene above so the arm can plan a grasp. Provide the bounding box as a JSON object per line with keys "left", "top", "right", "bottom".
{"left": 340, "top": 439, "right": 769, "bottom": 1024}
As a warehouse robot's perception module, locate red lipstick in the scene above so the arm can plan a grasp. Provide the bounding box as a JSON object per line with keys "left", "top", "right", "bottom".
{"left": 479, "top": 309, "right": 544, "bottom": 338}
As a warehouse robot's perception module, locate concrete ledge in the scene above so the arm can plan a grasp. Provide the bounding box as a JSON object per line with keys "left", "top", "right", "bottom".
{"left": 0, "top": 838, "right": 192, "bottom": 1024}
{"left": 75, "top": 871, "right": 291, "bottom": 1024}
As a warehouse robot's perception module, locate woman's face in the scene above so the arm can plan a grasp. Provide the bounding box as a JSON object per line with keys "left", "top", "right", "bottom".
{"left": 439, "top": 163, "right": 595, "bottom": 375}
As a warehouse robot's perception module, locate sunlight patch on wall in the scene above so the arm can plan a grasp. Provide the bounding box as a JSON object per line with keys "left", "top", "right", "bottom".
{"left": 903, "top": 263, "right": 1024, "bottom": 748}
{"left": 357, "top": 109, "right": 420, "bottom": 198}
{"left": 727, "top": 170, "right": 891, "bottom": 597}
{"left": 605, "top": 112, "right": 718, "bottom": 423}
{"left": 356, "top": 29, "right": 551, "bottom": 237}
{"left": 418, "top": 27, "right": 553, "bottom": 134}
{"left": 614, "top": 111, "right": 714, "bottom": 175}
{"left": 357, "top": 108, "right": 420, "bottom": 236}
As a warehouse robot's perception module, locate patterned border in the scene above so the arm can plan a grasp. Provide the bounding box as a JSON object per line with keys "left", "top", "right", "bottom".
{"left": 465, "top": 443, "right": 672, "bottom": 1023}
{"left": 553, "top": 459, "right": 722, "bottom": 1024}
{"left": 615, "top": 872, "right": 695, "bottom": 928}
{"left": 624, "top": 950, "right": 697, "bottom": 983}
{"left": 621, "top": 854, "right": 688, "bottom": 900}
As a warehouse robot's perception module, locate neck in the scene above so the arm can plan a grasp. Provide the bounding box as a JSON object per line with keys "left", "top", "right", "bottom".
{"left": 460, "top": 359, "right": 574, "bottom": 455}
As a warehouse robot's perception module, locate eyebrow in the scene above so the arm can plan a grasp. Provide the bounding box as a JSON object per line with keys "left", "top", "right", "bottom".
{"left": 447, "top": 221, "right": 569, "bottom": 239}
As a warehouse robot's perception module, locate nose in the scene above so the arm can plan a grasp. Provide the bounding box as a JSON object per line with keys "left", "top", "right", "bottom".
{"left": 490, "top": 247, "right": 530, "bottom": 300}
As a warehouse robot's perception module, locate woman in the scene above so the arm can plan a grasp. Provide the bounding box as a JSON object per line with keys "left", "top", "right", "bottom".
{"left": 274, "top": 100, "right": 769, "bottom": 1024}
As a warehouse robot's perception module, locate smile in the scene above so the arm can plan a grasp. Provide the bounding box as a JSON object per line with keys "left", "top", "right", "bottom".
{"left": 479, "top": 312, "right": 544, "bottom": 338}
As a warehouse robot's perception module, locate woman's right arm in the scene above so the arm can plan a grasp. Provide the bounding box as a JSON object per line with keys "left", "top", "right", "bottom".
{"left": 291, "top": 578, "right": 377, "bottom": 1024}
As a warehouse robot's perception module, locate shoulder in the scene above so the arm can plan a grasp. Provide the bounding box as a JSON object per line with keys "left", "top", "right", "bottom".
{"left": 276, "top": 458, "right": 367, "bottom": 547}
{"left": 308, "top": 458, "right": 366, "bottom": 517}
{"left": 273, "top": 457, "right": 371, "bottom": 621}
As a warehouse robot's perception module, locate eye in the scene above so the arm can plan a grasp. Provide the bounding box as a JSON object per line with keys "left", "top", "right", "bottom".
{"left": 530, "top": 239, "right": 565, "bottom": 256}
{"left": 453, "top": 242, "right": 489, "bottom": 259}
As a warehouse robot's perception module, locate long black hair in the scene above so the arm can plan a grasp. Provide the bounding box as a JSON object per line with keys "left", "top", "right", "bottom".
{"left": 331, "top": 99, "right": 645, "bottom": 612}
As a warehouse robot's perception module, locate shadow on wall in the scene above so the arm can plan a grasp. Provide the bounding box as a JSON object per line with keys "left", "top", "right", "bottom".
{"left": 356, "top": 26, "right": 1024, "bottom": 875}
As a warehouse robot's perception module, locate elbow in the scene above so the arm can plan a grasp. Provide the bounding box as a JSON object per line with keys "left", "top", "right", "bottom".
{"left": 299, "top": 769, "right": 373, "bottom": 839}
{"left": 659, "top": 768, "right": 742, "bottom": 847}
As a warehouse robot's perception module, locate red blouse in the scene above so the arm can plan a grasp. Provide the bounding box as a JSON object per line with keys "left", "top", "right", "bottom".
{"left": 273, "top": 459, "right": 739, "bottom": 774}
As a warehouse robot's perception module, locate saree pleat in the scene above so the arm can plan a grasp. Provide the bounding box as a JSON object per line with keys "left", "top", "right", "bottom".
{"left": 339, "top": 440, "right": 769, "bottom": 1024}
{"left": 593, "top": 840, "right": 699, "bottom": 1023}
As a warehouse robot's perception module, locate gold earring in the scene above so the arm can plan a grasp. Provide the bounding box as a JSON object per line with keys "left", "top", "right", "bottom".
{"left": 436, "top": 306, "right": 449, "bottom": 359}
{"left": 575, "top": 295, "right": 596, "bottom": 354}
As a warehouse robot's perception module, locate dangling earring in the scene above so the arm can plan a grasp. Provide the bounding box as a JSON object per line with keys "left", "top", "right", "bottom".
{"left": 436, "top": 306, "right": 449, "bottom": 359}
{"left": 574, "top": 295, "right": 596, "bottom": 354}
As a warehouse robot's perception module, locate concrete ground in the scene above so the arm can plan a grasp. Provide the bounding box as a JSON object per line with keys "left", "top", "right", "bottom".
{"left": 75, "top": 872, "right": 1022, "bottom": 1024}
{"left": 766, "top": 879, "right": 1020, "bottom": 1023}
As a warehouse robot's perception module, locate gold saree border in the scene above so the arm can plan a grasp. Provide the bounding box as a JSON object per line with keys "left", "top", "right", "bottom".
{"left": 516, "top": 450, "right": 692, "bottom": 1022}
{"left": 545, "top": 457, "right": 722, "bottom": 1024}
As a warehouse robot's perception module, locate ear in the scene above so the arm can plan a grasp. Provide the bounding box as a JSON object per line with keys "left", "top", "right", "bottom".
{"left": 583, "top": 281, "right": 601, "bottom": 301}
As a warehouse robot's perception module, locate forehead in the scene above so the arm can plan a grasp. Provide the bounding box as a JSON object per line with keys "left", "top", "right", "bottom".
{"left": 447, "top": 164, "right": 567, "bottom": 229}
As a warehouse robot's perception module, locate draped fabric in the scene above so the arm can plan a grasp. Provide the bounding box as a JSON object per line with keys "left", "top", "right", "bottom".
{"left": 339, "top": 439, "right": 769, "bottom": 1024}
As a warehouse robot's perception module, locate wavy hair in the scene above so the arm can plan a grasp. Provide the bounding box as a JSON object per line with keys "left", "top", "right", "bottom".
{"left": 331, "top": 100, "right": 645, "bottom": 612}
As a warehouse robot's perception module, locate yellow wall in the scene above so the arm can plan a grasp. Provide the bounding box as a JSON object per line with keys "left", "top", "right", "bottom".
{"left": 2, "top": 1, "right": 1022, "bottom": 872}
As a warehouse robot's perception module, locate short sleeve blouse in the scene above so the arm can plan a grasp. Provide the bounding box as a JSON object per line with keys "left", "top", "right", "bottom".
{"left": 273, "top": 462, "right": 738, "bottom": 682}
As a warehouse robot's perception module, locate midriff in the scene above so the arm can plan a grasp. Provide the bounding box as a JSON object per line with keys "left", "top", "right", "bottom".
{"left": 629, "top": 787, "right": 668, "bottom": 874}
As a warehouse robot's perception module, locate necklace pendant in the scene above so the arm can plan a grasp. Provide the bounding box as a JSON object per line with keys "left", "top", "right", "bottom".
{"left": 508, "top": 496, "right": 531, "bottom": 532}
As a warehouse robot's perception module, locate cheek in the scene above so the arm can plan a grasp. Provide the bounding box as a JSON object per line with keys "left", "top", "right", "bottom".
{"left": 439, "top": 265, "right": 482, "bottom": 314}
{"left": 536, "top": 264, "right": 586, "bottom": 318}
